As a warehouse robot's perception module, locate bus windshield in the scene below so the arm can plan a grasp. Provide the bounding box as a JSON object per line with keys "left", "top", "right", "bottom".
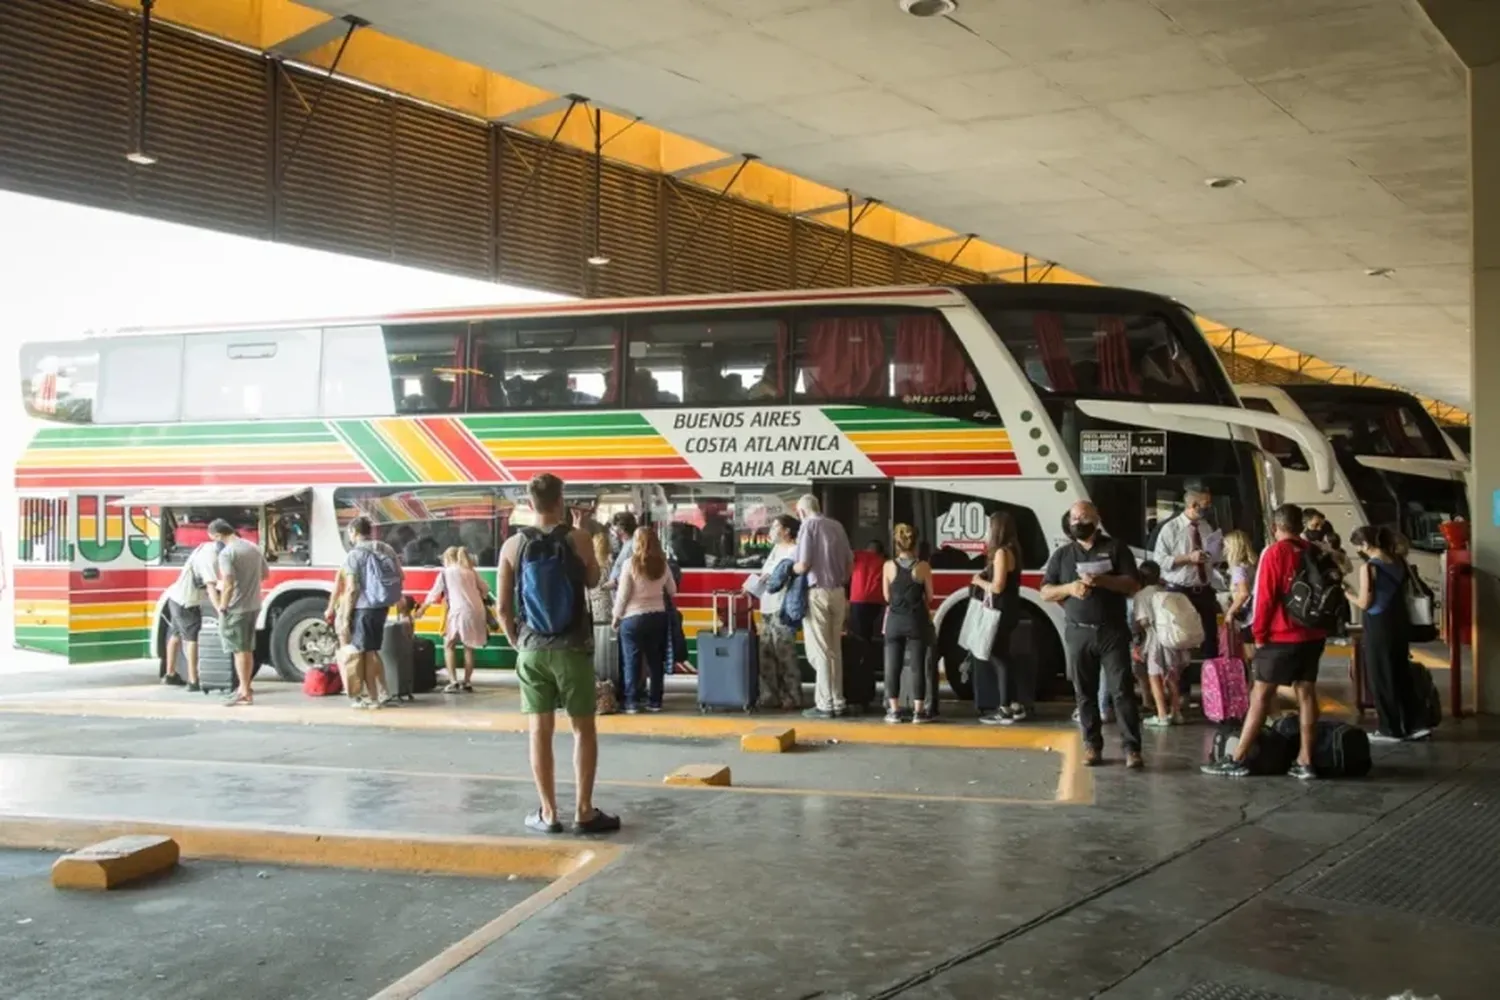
{"left": 1286, "top": 389, "right": 1449, "bottom": 459}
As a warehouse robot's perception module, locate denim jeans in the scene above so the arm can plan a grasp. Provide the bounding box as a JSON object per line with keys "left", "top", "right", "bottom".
{"left": 619, "top": 611, "right": 668, "bottom": 709}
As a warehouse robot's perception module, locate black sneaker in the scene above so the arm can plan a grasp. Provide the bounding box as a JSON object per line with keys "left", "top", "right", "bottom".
{"left": 912, "top": 708, "right": 933, "bottom": 725}
{"left": 1201, "top": 759, "right": 1251, "bottom": 778}
{"left": 185, "top": 682, "right": 201, "bottom": 693}
{"left": 1288, "top": 762, "right": 1318, "bottom": 781}
{"left": 161, "top": 673, "right": 186, "bottom": 687}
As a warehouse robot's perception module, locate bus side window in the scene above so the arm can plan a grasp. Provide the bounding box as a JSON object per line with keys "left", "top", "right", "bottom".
{"left": 1240, "top": 397, "right": 1309, "bottom": 470}
{"left": 628, "top": 318, "right": 785, "bottom": 407}
{"left": 376, "top": 322, "right": 468, "bottom": 416}
{"left": 333, "top": 487, "right": 503, "bottom": 566}
{"left": 266, "top": 492, "right": 312, "bottom": 565}
{"left": 473, "top": 321, "right": 621, "bottom": 410}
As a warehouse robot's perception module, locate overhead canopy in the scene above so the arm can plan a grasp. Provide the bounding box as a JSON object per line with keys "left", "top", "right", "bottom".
{"left": 108, "top": 486, "right": 308, "bottom": 508}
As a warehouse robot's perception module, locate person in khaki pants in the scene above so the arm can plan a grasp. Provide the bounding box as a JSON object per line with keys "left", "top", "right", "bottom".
{"left": 791, "top": 494, "right": 853, "bottom": 719}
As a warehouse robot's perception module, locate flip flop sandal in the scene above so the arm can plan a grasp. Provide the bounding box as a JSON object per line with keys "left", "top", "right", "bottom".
{"left": 571, "top": 808, "right": 621, "bottom": 835}
{"left": 461, "top": 683, "right": 474, "bottom": 693}
{"left": 525, "top": 810, "right": 563, "bottom": 835}
{"left": 443, "top": 683, "right": 462, "bottom": 693}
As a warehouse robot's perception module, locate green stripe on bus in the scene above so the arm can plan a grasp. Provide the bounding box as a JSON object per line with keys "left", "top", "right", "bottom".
{"left": 68, "top": 627, "right": 151, "bottom": 646}
{"left": 823, "top": 411, "right": 967, "bottom": 431}
{"left": 331, "top": 421, "right": 417, "bottom": 484}
{"left": 70, "top": 641, "right": 151, "bottom": 664}
{"left": 461, "top": 412, "right": 652, "bottom": 433}
{"left": 465, "top": 425, "right": 660, "bottom": 441}
{"left": 16, "top": 636, "right": 68, "bottom": 656}
{"left": 33, "top": 422, "right": 337, "bottom": 447}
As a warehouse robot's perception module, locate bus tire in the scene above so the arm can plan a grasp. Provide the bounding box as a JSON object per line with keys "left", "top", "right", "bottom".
{"left": 269, "top": 596, "right": 337, "bottom": 682}
{"left": 939, "top": 602, "right": 1067, "bottom": 705}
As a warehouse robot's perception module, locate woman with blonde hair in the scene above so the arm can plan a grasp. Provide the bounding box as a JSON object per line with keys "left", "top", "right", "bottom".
{"left": 976, "top": 511, "right": 1027, "bottom": 724}
{"left": 414, "top": 545, "right": 490, "bottom": 693}
{"left": 1222, "top": 530, "right": 1257, "bottom": 649}
{"left": 613, "top": 526, "right": 677, "bottom": 713}
{"left": 882, "top": 523, "right": 935, "bottom": 723}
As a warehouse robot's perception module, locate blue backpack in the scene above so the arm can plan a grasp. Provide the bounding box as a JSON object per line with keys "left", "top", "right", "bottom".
{"left": 354, "top": 542, "right": 404, "bottom": 607}
{"left": 515, "top": 525, "right": 582, "bottom": 637}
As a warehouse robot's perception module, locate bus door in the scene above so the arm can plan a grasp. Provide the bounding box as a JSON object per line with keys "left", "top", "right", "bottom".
{"left": 68, "top": 492, "right": 159, "bottom": 664}
{"left": 816, "top": 481, "right": 891, "bottom": 550}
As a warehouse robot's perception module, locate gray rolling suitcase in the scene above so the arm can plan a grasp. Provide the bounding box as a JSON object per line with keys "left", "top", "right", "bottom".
{"left": 380, "top": 619, "right": 415, "bottom": 700}
{"left": 184, "top": 608, "right": 238, "bottom": 694}
{"left": 593, "top": 624, "right": 621, "bottom": 690}
{"left": 696, "top": 591, "right": 758, "bottom": 713}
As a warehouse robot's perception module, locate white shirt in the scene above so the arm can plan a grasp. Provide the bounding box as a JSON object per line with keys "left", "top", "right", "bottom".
{"left": 1153, "top": 514, "right": 1215, "bottom": 589}
{"left": 164, "top": 542, "right": 221, "bottom": 607}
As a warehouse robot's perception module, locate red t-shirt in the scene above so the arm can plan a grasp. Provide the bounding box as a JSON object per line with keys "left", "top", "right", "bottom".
{"left": 1251, "top": 537, "right": 1327, "bottom": 646}
{"left": 849, "top": 550, "right": 886, "bottom": 605}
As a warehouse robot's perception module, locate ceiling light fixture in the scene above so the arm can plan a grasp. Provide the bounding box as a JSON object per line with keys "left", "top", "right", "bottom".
{"left": 899, "top": 0, "right": 957, "bottom": 18}
{"left": 1365, "top": 267, "right": 1396, "bottom": 278}
{"left": 125, "top": 0, "right": 158, "bottom": 167}
{"left": 124, "top": 151, "right": 158, "bottom": 166}
{"left": 587, "top": 254, "right": 611, "bottom": 267}
{"left": 1204, "top": 176, "right": 1244, "bottom": 189}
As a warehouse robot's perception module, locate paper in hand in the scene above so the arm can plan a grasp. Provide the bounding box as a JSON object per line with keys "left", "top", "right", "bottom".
{"left": 1076, "top": 559, "right": 1113, "bottom": 577}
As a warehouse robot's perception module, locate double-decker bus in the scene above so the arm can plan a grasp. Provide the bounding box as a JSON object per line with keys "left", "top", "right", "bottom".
{"left": 14, "top": 284, "right": 1331, "bottom": 698}
{"left": 1235, "top": 383, "right": 1468, "bottom": 595}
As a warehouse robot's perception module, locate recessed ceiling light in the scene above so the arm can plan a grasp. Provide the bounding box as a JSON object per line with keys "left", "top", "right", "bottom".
{"left": 125, "top": 151, "right": 157, "bottom": 166}
{"left": 899, "top": 0, "right": 957, "bottom": 17}
{"left": 1366, "top": 267, "right": 1396, "bottom": 278}
{"left": 587, "top": 254, "right": 611, "bottom": 267}
{"left": 1204, "top": 176, "right": 1244, "bottom": 189}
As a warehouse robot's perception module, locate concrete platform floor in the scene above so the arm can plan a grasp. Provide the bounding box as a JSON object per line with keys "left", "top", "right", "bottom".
{"left": 0, "top": 654, "right": 1496, "bottom": 999}
{"left": 0, "top": 850, "right": 538, "bottom": 1000}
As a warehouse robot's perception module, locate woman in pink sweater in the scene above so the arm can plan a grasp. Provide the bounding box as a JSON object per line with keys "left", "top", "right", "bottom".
{"left": 612, "top": 527, "right": 677, "bottom": 714}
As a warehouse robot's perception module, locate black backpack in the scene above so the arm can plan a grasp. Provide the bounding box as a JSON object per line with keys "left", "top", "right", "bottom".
{"left": 1283, "top": 542, "right": 1346, "bottom": 631}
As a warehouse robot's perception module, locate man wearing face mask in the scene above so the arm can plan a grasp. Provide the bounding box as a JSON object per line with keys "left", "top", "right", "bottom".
{"left": 1152, "top": 488, "right": 1222, "bottom": 667}
{"left": 1042, "top": 501, "right": 1144, "bottom": 768}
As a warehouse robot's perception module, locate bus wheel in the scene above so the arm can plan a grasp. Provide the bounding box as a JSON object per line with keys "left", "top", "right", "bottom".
{"left": 269, "top": 597, "right": 336, "bottom": 682}
{"left": 939, "top": 611, "right": 972, "bottom": 703}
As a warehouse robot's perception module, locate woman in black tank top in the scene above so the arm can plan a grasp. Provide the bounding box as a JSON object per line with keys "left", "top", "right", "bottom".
{"left": 882, "top": 523, "right": 935, "bottom": 724}
{"left": 975, "top": 511, "right": 1031, "bottom": 724}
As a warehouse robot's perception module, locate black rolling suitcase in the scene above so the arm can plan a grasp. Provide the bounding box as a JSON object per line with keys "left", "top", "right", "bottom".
{"left": 1208, "top": 721, "right": 1297, "bottom": 775}
{"left": 1274, "top": 715, "right": 1371, "bottom": 778}
{"left": 380, "top": 620, "right": 415, "bottom": 701}
{"left": 412, "top": 637, "right": 438, "bottom": 694}
{"left": 841, "top": 633, "right": 877, "bottom": 713}
{"left": 697, "top": 591, "right": 758, "bottom": 713}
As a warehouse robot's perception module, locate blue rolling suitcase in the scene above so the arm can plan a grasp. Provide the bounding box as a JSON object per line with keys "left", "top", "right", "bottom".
{"left": 697, "top": 591, "right": 758, "bottom": 713}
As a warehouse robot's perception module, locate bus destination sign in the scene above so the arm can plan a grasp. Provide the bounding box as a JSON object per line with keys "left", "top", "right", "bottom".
{"left": 652, "top": 407, "right": 879, "bottom": 480}
{"left": 1078, "top": 430, "right": 1167, "bottom": 476}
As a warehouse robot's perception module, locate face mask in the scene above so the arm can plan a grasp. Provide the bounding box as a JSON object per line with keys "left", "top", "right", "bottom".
{"left": 1070, "top": 521, "right": 1097, "bottom": 541}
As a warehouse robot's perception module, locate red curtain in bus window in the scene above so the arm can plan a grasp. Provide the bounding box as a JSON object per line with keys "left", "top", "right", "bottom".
{"left": 1096, "top": 317, "right": 1141, "bottom": 395}
{"left": 776, "top": 321, "right": 788, "bottom": 397}
{"left": 894, "top": 315, "right": 970, "bottom": 396}
{"left": 1033, "top": 312, "right": 1078, "bottom": 391}
{"left": 800, "top": 317, "right": 886, "bottom": 399}
{"left": 448, "top": 332, "right": 493, "bottom": 410}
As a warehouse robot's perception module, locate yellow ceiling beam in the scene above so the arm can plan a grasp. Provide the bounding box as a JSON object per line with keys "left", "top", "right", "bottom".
{"left": 104, "top": 0, "right": 1467, "bottom": 423}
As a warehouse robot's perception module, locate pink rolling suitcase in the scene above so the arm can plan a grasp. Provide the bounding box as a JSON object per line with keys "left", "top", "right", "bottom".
{"left": 1201, "top": 623, "right": 1250, "bottom": 723}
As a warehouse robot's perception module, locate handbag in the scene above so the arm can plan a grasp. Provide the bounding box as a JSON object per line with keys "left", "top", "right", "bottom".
{"left": 958, "top": 593, "right": 1002, "bottom": 661}
{"left": 1403, "top": 565, "right": 1437, "bottom": 642}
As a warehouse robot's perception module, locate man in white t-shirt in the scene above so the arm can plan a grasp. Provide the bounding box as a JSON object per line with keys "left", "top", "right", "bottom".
{"left": 161, "top": 540, "right": 222, "bottom": 691}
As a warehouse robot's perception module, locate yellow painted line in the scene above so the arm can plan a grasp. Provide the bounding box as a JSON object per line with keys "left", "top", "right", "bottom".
{"left": 1410, "top": 647, "right": 1450, "bottom": 671}
{"left": 0, "top": 812, "right": 620, "bottom": 1000}
{"left": 373, "top": 419, "right": 464, "bottom": 484}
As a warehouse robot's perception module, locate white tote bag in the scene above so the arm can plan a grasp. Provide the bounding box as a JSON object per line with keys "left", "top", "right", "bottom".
{"left": 958, "top": 596, "right": 1002, "bottom": 661}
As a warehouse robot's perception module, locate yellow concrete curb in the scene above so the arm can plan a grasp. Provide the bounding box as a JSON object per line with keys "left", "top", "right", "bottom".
{"left": 664, "top": 764, "right": 732, "bottom": 787}
{"left": 741, "top": 726, "right": 796, "bottom": 753}
{"left": 51, "top": 833, "right": 179, "bottom": 890}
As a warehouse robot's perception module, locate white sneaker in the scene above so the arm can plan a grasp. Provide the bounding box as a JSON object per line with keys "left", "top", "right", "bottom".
{"left": 1406, "top": 728, "right": 1433, "bottom": 741}
{"left": 1369, "top": 731, "right": 1403, "bottom": 744}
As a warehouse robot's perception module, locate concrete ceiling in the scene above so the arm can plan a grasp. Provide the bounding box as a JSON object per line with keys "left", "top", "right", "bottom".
{"left": 308, "top": 0, "right": 1472, "bottom": 407}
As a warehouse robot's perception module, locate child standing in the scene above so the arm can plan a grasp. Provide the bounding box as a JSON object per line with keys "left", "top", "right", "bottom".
{"left": 1133, "top": 560, "right": 1189, "bottom": 727}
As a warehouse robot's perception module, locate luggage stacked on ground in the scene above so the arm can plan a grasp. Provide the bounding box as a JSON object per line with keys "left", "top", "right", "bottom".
{"left": 1207, "top": 722, "right": 1297, "bottom": 776}
{"left": 1207, "top": 716, "right": 1372, "bottom": 778}
{"left": 697, "top": 591, "right": 758, "bottom": 713}
{"left": 841, "top": 634, "right": 878, "bottom": 714}
{"left": 412, "top": 637, "right": 438, "bottom": 694}
{"left": 380, "top": 620, "right": 415, "bottom": 701}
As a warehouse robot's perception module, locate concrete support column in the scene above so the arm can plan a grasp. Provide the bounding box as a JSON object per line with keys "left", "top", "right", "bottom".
{"left": 1472, "top": 62, "right": 1500, "bottom": 714}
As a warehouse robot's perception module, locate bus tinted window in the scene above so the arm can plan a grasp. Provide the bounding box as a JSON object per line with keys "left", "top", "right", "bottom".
{"left": 474, "top": 321, "right": 621, "bottom": 410}
{"left": 1294, "top": 396, "right": 1446, "bottom": 459}
{"left": 984, "top": 308, "right": 1207, "bottom": 401}
{"left": 334, "top": 486, "right": 506, "bottom": 567}
{"left": 628, "top": 318, "right": 784, "bottom": 407}
{"left": 648, "top": 484, "right": 739, "bottom": 568}
{"left": 382, "top": 322, "right": 467, "bottom": 415}
{"left": 792, "top": 310, "right": 983, "bottom": 415}
{"left": 18, "top": 497, "right": 70, "bottom": 563}
{"left": 894, "top": 488, "right": 1048, "bottom": 570}
{"left": 21, "top": 341, "right": 98, "bottom": 423}
{"left": 1240, "top": 397, "right": 1309, "bottom": 471}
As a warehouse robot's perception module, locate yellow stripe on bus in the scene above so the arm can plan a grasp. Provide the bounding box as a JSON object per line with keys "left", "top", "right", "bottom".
{"left": 846, "top": 431, "right": 1011, "bottom": 450}
{"left": 484, "top": 439, "right": 679, "bottom": 459}
{"left": 69, "top": 613, "right": 154, "bottom": 632}
{"left": 19, "top": 444, "right": 354, "bottom": 467}
{"left": 372, "top": 419, "right": 465, "bottom": 484}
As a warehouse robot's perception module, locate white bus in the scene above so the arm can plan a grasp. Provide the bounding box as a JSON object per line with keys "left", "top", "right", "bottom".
{"left": 16, "top": 284, "right": 1330, "bottom": 697}
{"left": 1236, "top": 383, "right": 1467, "bottom": 594}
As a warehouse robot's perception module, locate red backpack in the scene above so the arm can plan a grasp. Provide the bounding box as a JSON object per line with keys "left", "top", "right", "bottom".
{"left": 303, "top": 664, "right": 344, "bottom": 697}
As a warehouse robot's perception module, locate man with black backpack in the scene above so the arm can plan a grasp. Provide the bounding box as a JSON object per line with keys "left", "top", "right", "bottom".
{"left": 498, "top": 473, "right": 620, "bottom": 836}
{"left": 1203, "top": 504, "right": 1336, "bottom": 780}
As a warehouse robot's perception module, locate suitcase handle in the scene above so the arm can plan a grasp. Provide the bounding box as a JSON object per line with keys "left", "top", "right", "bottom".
{"left": 713, "top": 589, "right": 741, "bottom": 637}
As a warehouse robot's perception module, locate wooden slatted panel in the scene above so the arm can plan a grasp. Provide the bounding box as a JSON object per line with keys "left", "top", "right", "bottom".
{"left": 0, "top": 0, "right": 134, "bottom": 212}
{"left": 1217, "top": 352, "right": 1320, "bottom": 386}
{"left": 495, "top": 128, "right": 588, "bottom": 297}
{"left": 275, "top": 66, "right": 394, "bottom": 261}
{"left": 850, "top": 232, "right": 899, "bottom": 287}
{"left": 663, "top": 180, "right": 734, "bottom": 295}
{"left": 391, "top": 101, "right": 491, "bottom": 279}
{"left": 133, "top": 25, "right": 271, "bottom": 238}
{"left": 792, "top": 219, "right": 849, "bottom": 288}
{"left": 730, "top": 200, "right": 795, "bottom": 291}
{"left": 592, "top": 160, "right": 660, "bottom": 297}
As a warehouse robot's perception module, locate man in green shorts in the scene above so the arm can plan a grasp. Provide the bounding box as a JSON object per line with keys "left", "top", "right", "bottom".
{"left": 497, "top": 473, "right": 619, "bottom": 835}
{"left": 211, "top": 519, "right": 268, "bottom": 707}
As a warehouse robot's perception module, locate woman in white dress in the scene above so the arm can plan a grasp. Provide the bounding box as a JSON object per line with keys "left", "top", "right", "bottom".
{"left": 415, "top": 546, "right": 490, "bottom": 693}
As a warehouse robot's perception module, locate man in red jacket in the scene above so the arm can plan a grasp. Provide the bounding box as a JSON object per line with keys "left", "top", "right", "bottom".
{"left": 1202, "top": 504, "right": 1324, "bottom": 780}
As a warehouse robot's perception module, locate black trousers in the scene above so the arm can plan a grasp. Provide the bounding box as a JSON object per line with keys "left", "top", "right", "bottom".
{"left": 884, "top": 631, "right": 927, "bottom": 703}
{"left": 993, "top": 625, "right": 1033, "bottom": 711}
{"left": 848, "top": 602, "right": 885, "bottom": 642}
{"left": 1066, "top": 623, "right": 1142, "bottom": 753}
{"left": 1364, "top": 609, "right": 1420, "bottom": 738}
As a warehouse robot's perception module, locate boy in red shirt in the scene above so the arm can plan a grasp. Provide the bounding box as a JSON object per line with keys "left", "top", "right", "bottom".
{"left": 847, "top": 540, "right": 888, "bottom": 642}
{"left": 1202, "top": 504, "right": 1324, "bottom": 780}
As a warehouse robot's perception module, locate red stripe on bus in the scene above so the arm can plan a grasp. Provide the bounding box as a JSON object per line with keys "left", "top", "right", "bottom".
{"left": 417, "top": 417, "right": 511, "bottom": 483}
{"left": 872, "top": 460, "right": 1022, "bottom": 478}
